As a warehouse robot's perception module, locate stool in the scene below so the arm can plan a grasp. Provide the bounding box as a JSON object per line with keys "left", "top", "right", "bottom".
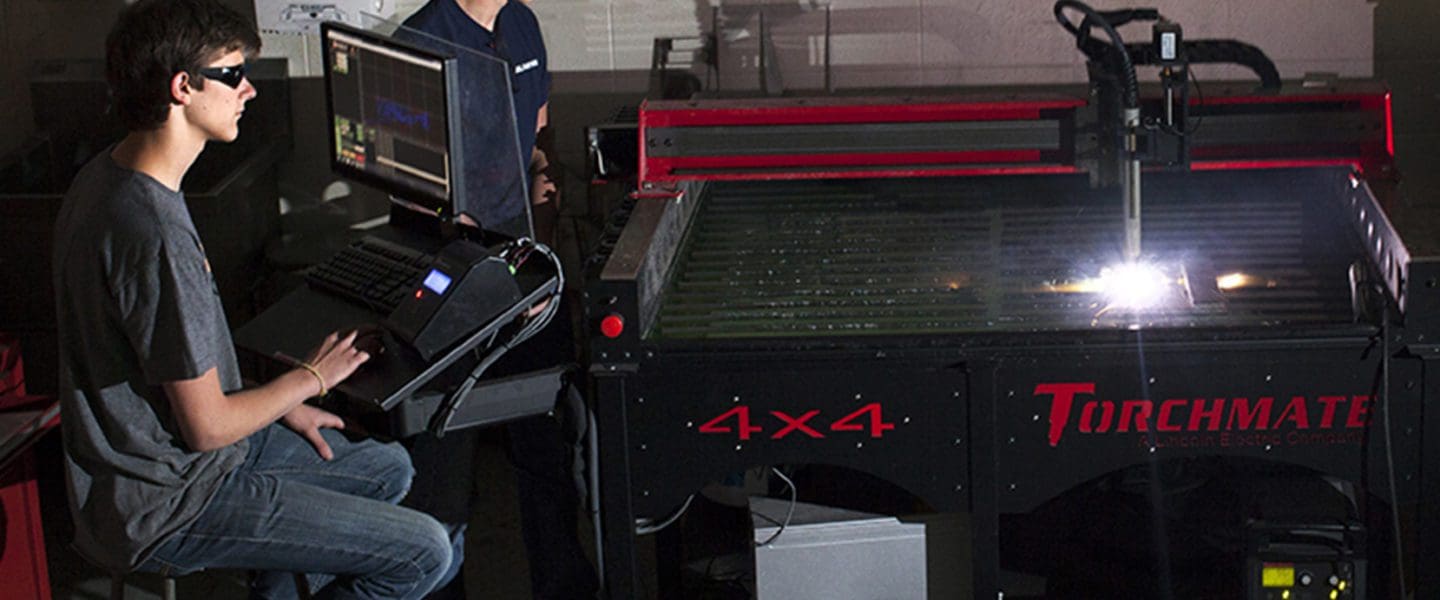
{"left": 109, "top": 573, "right": 174, "bottom": 600}
{"left": 107, "top": 571, "right": 312, "bottom": 599}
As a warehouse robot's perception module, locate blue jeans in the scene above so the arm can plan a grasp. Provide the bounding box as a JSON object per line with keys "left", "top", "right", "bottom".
{"left": 139, "top": 424, "right": 458, "bottom": 599}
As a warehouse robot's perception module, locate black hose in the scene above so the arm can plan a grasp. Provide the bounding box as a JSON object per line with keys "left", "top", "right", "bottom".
{"left": 1054, "top": 0, "right": 1140, "bottom": 109}
{"left": 1179, "top": 40, "right": 1281, "bottom": 92}
{"left": 1124, "top": 40, "right": 1280, "bottom": 92}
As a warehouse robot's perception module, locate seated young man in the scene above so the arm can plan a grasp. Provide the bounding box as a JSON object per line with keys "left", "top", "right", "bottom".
{"left": 52, "top": 1, "right": 456, "bottom": 597}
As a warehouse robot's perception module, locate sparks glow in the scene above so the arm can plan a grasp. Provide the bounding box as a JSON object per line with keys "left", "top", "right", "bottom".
{"left": 1035, "top": 279, "right": 1104, "bottom": 294}
{"left": 1098, "top": 261, "right": 1174, "bottom": 310}
{"left": 1216, "top": 272, "right": 1250, "bottom": 290}
{"left": 1215, "top": 272, "right": 1277, "bottom": 291}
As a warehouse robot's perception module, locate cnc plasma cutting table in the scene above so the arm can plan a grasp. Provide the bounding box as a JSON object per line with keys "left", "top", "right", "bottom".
{"left": 585, "top": 80, "right": 1438, "bottom": 598}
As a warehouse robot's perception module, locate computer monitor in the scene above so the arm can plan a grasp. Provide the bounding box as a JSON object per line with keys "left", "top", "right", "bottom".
{"left": 322, "top": 22, "right": 466, "bottom": 221}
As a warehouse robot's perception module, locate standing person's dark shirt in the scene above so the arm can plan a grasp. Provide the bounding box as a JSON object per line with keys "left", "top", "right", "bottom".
{"left": 403, "top": 0, "right": 550, "bottom": 230}
{"left": 395, "top": 4, "right": 599, "bottom": 599}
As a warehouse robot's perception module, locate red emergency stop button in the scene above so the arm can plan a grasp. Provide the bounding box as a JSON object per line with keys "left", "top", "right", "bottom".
{"left": 600, "top": 314, "right": 625, "bottom": 338}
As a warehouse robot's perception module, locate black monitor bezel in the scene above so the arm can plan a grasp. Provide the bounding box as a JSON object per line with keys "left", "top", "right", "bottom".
{"left": 320, "top": 21, "right": 467, "bottom": 221}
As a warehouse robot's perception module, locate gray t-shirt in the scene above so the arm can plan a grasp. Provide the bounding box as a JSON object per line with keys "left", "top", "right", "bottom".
{"left": 52, "top": 149, "right": 247, "bottom": 572}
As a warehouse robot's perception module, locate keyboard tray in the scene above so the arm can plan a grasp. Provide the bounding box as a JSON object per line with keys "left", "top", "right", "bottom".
{"left": 383, "top": 366, "right": 565, "bottom": 437}
{"left": 235, "top": 270, "right": 558, "bottom": 411}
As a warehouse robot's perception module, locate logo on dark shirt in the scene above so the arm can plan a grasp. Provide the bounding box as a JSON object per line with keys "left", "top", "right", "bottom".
{"left": 513, "top": 58, "right": 539, "bottom": 75}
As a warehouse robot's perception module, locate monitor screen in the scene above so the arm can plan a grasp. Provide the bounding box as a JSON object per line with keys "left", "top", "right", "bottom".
{"left": 322, "top": 22, "right": 465, "bottom": 219}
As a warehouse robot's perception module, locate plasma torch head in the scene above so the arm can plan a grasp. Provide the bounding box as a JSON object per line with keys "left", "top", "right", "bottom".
{"left": 1123, "top": 108, "right": 1143, "bottom": 261}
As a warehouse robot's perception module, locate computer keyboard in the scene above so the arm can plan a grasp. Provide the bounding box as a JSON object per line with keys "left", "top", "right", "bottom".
{"left": 305, "top": 237, "right": 431, "bottom": 314}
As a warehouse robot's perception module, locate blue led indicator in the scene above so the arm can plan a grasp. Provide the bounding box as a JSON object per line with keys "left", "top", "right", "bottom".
{"left": 423, "top": 269, "right": 453, "bottom": 294}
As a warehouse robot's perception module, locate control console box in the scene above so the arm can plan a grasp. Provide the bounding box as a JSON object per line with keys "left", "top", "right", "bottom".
{"left": 387, "top": 240, "right": 520, "bottom": 361}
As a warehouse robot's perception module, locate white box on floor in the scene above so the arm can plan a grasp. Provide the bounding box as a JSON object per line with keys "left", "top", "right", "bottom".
{"left": 750, "top": 497, "right": 927, "bottom": 599}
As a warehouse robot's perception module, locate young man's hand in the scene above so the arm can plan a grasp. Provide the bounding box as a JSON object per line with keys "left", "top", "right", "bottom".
{"left": 280, "top": 403, "right": 346, "bottom": 460}
{"left": 304, "top": 330, "right": 371, "bottom": 392}
{"left": 280, "top": 330, "right": 371, "bottom": 459}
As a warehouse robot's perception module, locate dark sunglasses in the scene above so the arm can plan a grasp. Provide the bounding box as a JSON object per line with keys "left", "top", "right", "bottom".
{"left": 198, "top": 63, "right": 247, "bottom": 88}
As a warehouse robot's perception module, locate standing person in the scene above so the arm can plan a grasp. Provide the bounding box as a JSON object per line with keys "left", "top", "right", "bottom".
{"left": 52, "top": 1, "right": 456, "bottom": 597}
{"left": 400, "top": 1, "right": 600, "bottom": 598}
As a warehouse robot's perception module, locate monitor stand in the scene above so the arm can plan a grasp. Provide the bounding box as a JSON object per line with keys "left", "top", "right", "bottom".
{"left": 387, "top": 198, "right": 515, "bottom": 247}
{"left": 387, "top": 199, "right": 455, "bottom": 240}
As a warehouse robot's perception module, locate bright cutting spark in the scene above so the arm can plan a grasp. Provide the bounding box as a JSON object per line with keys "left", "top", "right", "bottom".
{"left": 1098, "top": 261, "right": 1174, "bottom": 310}
{"left": 1031, "top": 261, "right": 1191, "bottom": 318}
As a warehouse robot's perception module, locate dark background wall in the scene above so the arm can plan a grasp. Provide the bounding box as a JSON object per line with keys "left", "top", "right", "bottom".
{"left": 0, "top": 0, "right": 255, "bottom": 160}
{"left": 0, "top": 0, "right": 120, "bottom": 161}
{"left": 1375, "top": 0, "right": 1440, "bottom": 254}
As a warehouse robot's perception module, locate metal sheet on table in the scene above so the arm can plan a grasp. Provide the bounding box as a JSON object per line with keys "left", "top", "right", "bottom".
{"left": 655, "top": 169, "right": 1363, "bottom": 339}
